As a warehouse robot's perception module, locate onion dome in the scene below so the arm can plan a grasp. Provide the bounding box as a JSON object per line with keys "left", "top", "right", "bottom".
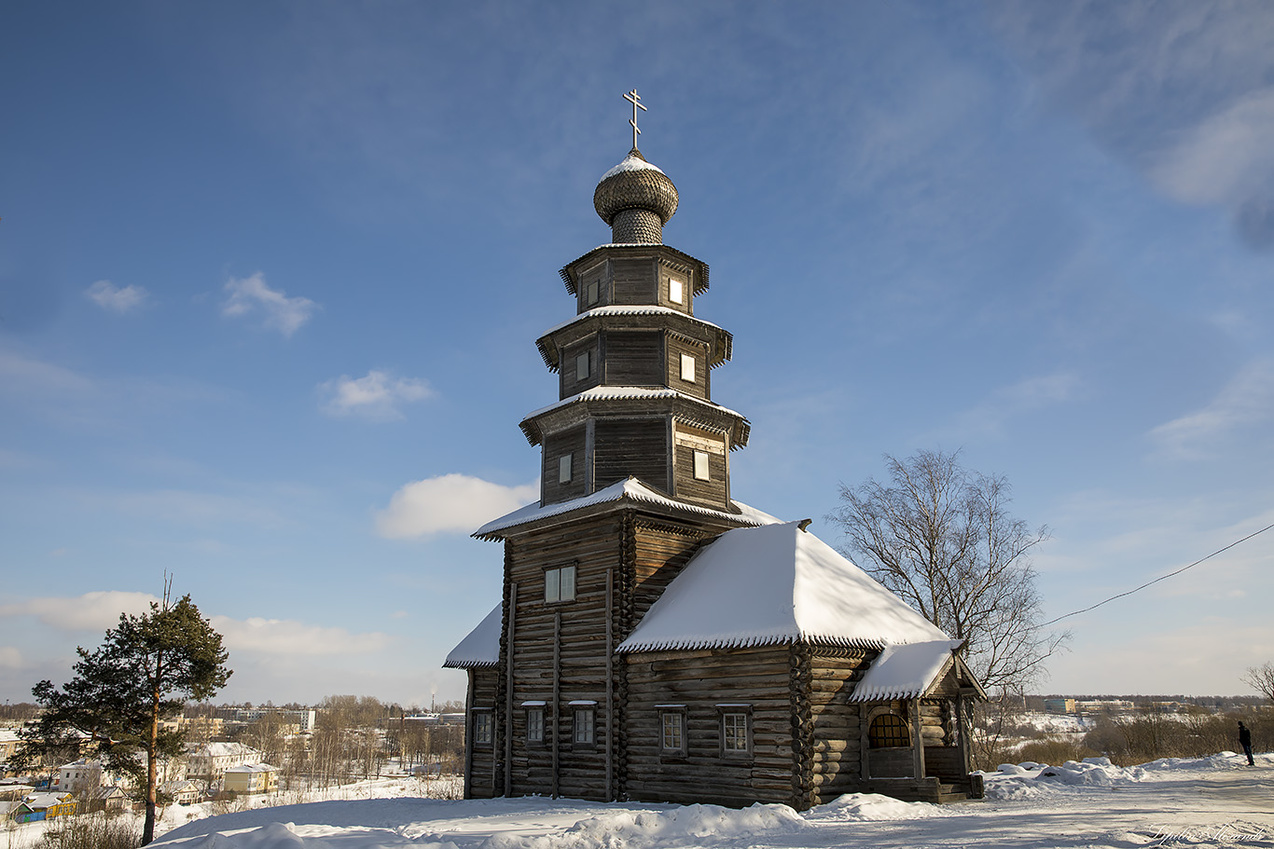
{"left": 593, "top": 148, "right": 679, "bottom": 245}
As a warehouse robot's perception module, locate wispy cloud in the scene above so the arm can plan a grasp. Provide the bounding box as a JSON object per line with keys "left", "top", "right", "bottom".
{"left": 210, "top": 615, "right": 393, "bottom": 656}
{"left": 944, "top": 371, "right": 1081, "bottom": 439}
{"left": 318, "top": 370, "right": 433, "bottom": 421}
{"left": 85, "top": 280, "right": 148, "bottom": 313}
{"left": 222, "top": 272, "right": 319, "bottom": 337}
{"left": 0, "top": 647, "right": 24, "bottom": 669}
{"left": 991, "top": 1, "right": 1274, "bottom": 250}
{"left": 0, "top": 591, "right": 160, "bottom": 632}
{"left": 1149, "top": 359, "right": 1274, "bottom": 459}
{"left": 375, "top": 474, "right": 539, "bottom": 538}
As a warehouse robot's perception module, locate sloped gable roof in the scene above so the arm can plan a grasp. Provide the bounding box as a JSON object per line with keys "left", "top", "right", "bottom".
{"left": 443, "top": 603, "right": 502, "bottom": 669}
{"left": 848, "top": 639, "right": 964, "bottom": 701}
{"left": 473, "top": 476, "right": 780, "bottom": 541}
{"left": 617, "top": 521, "right": 951, "bottom": 653}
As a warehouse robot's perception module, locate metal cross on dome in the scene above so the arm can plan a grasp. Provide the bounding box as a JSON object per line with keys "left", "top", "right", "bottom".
{"left": 624, "top": 88, "right": 646, "bottom": 150}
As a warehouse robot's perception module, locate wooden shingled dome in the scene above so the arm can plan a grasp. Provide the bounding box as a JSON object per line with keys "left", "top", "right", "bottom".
{"left": 593, "top": 148, "right": 679, "bottom": 244}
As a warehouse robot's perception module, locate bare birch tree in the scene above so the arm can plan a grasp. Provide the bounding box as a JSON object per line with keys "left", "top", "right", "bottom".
{"left": 1244, "top": 662, "right": 1274, "bottom": 705}
{"left": 828, "top": 449, "right": 1065, "bottom": 694}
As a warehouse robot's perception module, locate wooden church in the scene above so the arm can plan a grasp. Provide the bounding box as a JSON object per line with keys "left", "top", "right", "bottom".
{"left": 444, "top": 94, "right": 985, "bottom": 809}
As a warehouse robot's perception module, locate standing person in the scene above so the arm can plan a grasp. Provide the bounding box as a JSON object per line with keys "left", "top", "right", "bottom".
{"left": 1238, "top": 722, "right": 1255, "bottom": 766}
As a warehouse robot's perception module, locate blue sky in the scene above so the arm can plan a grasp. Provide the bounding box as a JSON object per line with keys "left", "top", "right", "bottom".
{"left": 2, "top": 1, "right": 1272, "bottom": 707}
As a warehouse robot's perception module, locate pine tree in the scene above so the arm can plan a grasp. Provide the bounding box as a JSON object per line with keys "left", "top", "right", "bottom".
{"left": 15, "top": 584, "right": 231, "bottom": 845}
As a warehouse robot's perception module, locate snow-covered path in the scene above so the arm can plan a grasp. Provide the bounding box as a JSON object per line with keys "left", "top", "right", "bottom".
{"left": 149, "top": 754, "right": 1274, "bottom": 849}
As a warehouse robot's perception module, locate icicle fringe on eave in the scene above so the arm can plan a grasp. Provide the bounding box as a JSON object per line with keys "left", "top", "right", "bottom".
{"left": 616, "top": 632, "right": 890, "bottom": 655}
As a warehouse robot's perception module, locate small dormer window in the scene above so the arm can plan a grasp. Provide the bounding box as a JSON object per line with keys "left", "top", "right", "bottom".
{"left": 585, "top": 279, "right": 600, "bottom": 306}
{"left": 559, "top": 453, "right": 573, "bottom": 484}
{"left": 669, "top": 277, "right": 684, "bottom": 305}
{"left": 693, "top": 450, "right": 710, "bottom": 481}
{"left": 576, "top": 351, "right": 591, "bottom": 380}
{"left": 680, "top": 353, "right": 696, "bottom": 383}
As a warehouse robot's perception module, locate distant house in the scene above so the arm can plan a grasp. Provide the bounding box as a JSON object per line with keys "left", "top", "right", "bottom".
{"left": 186, "top": 743, "right": 262, "bottom": 781}
{"left": 160, "top": 779, "right": 203, "bottom": 805}
{"left": 52, "top": 759, "right": 106, "bottom": 794}
{"left": 87, "top": 785, "right": 129, "bottom": 813}
{"left": 222, "top": 763, "right": 278, "bottom": 795}
{"left": 11, "top": 792, "right": 76, "bottom": 822}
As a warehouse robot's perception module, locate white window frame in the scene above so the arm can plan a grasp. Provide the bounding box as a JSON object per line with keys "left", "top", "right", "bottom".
{"left": 693, "top": 449, "right": 710, "bottom": 481}
{"left": 575, "top": 350, "right": 590, "bottom": 380}
{"left": 558, "top": 453, "right": 572, "bottom": 484}
{"left": 545, "top": 564, "right": 576, "bottom": 603}
{"left": 660, "top": 710, "right": 686, "bottom": 755}
{"left": 680, "top": 353, "right": 696, "bottom": 383}
{"left": 718, "top": 705, "right": 752, "bottom": 758}
{"left": 668, "top": 277, "right": 684, "bottom": 305}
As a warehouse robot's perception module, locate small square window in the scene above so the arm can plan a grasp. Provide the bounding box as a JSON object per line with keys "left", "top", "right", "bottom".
{"left": 575, "top": 351, "right": 590, "bottom": 380}
{"left": 693, "top": 450, "right": 710, "bottom": 481}
{"left": 545, "top": 565, "right": 576, "bottom": 603}
{"left": 573, "top": 708, "right": 594, "bottom": 745}
{"left": 526, "top": 708, "right": 544, "bottom": 744}
{"left": 558, "top": 453, "right": 572, "bottom": 484}
{"left": 668, "top": 278, "right": 684, "bottom": 305}
{"left": 585, "top": 279, "right": 600, "bottom": 306}
{"left": 680, "top": 353, "right": 696, "bottom": 383}
{"left": 473, "top": 712, "right": 493, "bottom": 747}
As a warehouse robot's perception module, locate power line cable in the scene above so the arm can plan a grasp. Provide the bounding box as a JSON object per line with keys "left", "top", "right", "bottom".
{"left": 1042, "top": 521, "right": 1274, "bottom": 627}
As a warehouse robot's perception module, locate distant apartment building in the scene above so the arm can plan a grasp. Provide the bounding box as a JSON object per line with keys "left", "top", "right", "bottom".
{"left": 220, "top": 708, "right": 317, "bottom": 733}
{"left": 1043, "top": 698, "right": 1076, "bottom": 714}
{"left": 51, "top": 759, "right": 106, "bottom": 794}
{"left": 1075, "top": 699, "right": 1135, "bottom": 713}
{"left": 186, "top": 742, "right": 262, "bottom": 781}
{"left": 222, "top": 763, "right": 278, "bottom": 795}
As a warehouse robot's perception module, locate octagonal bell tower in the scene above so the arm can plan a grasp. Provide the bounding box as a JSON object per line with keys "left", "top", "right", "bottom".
{"left": 522, "top": 95, "right": 749, "bottom": 514}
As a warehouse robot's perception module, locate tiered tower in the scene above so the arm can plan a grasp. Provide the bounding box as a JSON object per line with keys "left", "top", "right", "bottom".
{"left": 524, "top": 140, "right": 749, "bottom": 512}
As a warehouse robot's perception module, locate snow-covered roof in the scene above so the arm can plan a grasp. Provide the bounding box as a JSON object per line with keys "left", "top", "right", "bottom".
{"left": 540, "top": 305, "right": 725, "bottom": 338}
{"left": 523, "top": 386, "right": 747, "bottom": 424}
{"left": 473, "top": 476, "right": 781, "bottom": 541}
{"left": 617, "top": 521, "right": 951, "bottom": 654}
{"left": 225, "top": 763, "right": 277, "bottom": 773}
{"left": 848, "top": 639, "right": 964, "bottom": 701}
{"left": 443, "top": 603, "right": 502, "bottom": 669}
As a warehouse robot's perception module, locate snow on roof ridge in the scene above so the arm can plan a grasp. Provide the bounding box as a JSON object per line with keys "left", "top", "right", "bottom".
{"left": 473, "top": 477, "right": 781, "bottom": 540}
{"left": 443, "top": 603, "right": 502, "bottom": 669}
{"left": 540, "top": 305, "right": 724, "bottom": 337}
{"left": 617, "top": 521, "right": 951, "bottom": 654}
{"left": 599, "top": 154, "right": 667, "bottom": 182}
{"left": 522, "top": 386, "right": 746, "bottom": 424}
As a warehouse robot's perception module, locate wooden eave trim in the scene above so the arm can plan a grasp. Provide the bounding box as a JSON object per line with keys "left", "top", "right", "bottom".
{"left": 474, "top": 495, "right": 752, "bottom": 543}
{"left": 519, "top": 392, "right": 750, "bottom": 448}
{"left": 536, "top": 312, "right": 732, "bottom": 370}
{"left": 559, "top": 244, "right": 710, "bottom": 296}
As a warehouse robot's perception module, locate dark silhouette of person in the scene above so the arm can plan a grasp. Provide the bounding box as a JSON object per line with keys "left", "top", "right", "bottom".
{"left": 1238, "top": 721, "right": 1254, "bottom": 766}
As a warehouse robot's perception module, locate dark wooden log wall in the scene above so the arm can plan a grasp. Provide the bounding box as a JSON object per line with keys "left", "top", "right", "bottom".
{"left": 503, "top": 516, "right": 626, "bottom": 801}
{"left": 594, "top": 418, "right": 669, "bottom": 491}
{"left": 671, "top": 441, "right": 728, "bottom": 510}
{"left": 466, "top": 668, "right": 499, "bottom": 799}
{"left": 658, "top": 265, "right": 695, "bottom": 315}
{"left": 666, "top": 336, "right": 709, "bottom": 401}
{"left": 604, "top": 330, "right": 663, "bottom": 386}
{"left": 807, "top": 648, "right": 872, "bottom": 803}
{"left": 611, "top": 258, "right": 657, "bottom": 304}
{"left": 624, "top": 645, "right": 799, "bottom": 808}
{"left": 561, "top": 337, "right": 601, "bottom": 397}
{"left": 540, "top": 425, "right": 587, "bottom": 505}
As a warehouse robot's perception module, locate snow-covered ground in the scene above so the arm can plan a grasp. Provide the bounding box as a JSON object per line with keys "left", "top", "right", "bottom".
{"left": 141, "top": 752, "right": 1273, "bottom": 848}
{"left": 10, "top": 754, "right": 1270, "bottom": 848}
